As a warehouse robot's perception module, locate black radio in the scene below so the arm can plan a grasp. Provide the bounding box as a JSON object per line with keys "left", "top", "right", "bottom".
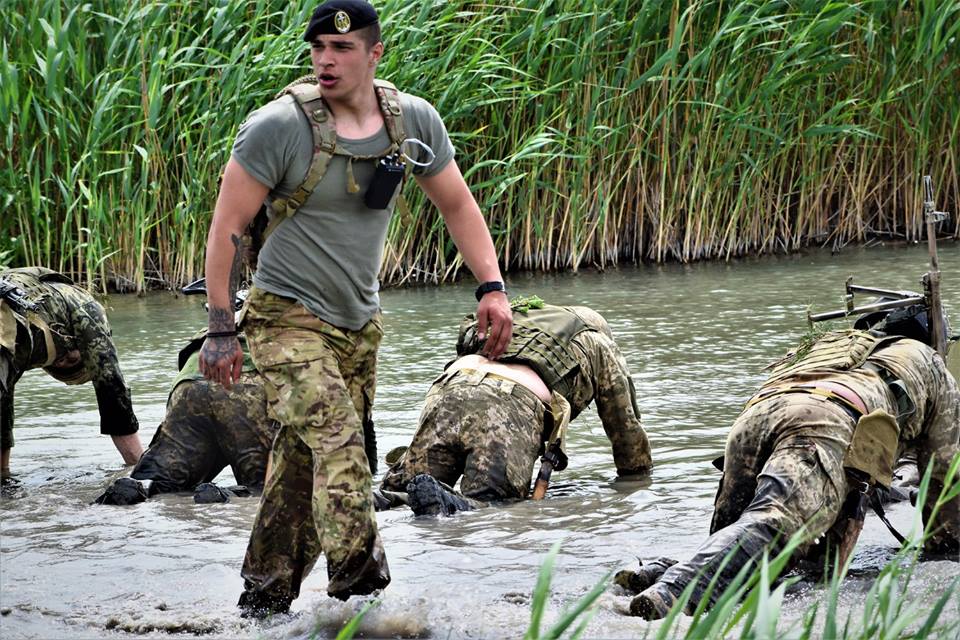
{"left": 364, "top": 153, "right": 406, "bottom": 209}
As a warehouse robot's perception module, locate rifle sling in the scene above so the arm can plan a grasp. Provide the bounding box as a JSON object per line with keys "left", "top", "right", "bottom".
{"left": 869, "top": 489, "right": 908, "bottom": 545}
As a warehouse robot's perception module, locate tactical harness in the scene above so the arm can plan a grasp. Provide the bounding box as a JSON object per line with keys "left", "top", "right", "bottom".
{"left": 247, "top": 75, "right": 410, "bottom": 257}
{"left": 456, "top": 305, "right": 591, "bottom": 400}
{"left": 0, "top": 268, "right": 75, "bottom": 372}
{"left": 747, "top": 330, "right": 918, "bottom": 545}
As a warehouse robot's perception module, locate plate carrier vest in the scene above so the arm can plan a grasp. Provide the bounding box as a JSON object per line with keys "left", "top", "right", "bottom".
{"left": 456, "top": 305, "right": 592, "bottom": 399}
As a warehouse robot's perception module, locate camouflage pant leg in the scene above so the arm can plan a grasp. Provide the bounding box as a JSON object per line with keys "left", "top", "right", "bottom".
{"left": 381, "top": 372, "right": 544, "bottom": 501}
{"left": 131, "top": 382, "right": 226, "bottom": 493}
{"left": 241, "top": 289, "right": 388, "bottom": 599}
{"left": 459, "top": 376, "right": 544, "bottom": 501}
{"left": 380, "top": 379, "right": 467, "bottom": 491}
{"left": 338, "top": 314, "right": 381, "bottom": 475}
{"left": 210, "top": 370, "right": 277, "bottom": 489}
{"left": 658, "top": 395, "right": 852, "bottom": 606}
{"left": 241, "top": 424, "right": 322, "bottom": 600}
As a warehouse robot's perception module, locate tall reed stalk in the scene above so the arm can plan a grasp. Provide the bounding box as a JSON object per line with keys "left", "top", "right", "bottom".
{"left": 3, "top": 1, "right": 958, "bottom": 291}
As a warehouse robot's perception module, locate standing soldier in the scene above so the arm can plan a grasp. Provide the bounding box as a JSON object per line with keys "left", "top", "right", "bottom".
{"left": 379, "top": 303, "right": 652, "bottom": 514}
{"left": 199, "top": 0, "right": 512, "bottom": 617}
{"left": 0, "top": 267, "right": 143, "bottom": 479}
{"left": 619, "top": 311, "right": 959, "bottom": 620}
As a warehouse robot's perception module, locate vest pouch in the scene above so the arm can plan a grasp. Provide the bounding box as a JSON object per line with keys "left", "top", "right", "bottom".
{"left": 542, "top": 390, "right": 570, "bottom": 471}
{"left": 0, "top": 302, "right": 16, "bottom": 354}
{"left": 843, "top": 409, "right": 899, "bottom": 488}
{"left": 947, "top": 338, "right": 960, "bottom": 384}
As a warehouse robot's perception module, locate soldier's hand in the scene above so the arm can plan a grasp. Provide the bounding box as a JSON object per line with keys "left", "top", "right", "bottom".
{"left": 477, "top": 291, "right": 512, "bottom": 359}
{"left": 199, "top": 336, "right": 244, "bottom": 389}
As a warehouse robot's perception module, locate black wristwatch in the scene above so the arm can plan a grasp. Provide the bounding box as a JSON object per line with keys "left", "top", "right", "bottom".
{"left": 475, "top": 281, "right": 506, "bottom": 301}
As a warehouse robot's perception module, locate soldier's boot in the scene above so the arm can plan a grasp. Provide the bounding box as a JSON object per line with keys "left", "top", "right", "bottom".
{"left": 192, "top": 483, "right": 254, "bottom": 503}
{"left": 629, "top": 583, "right": 679, "bottom": 620}
{"left": 614, "top": 557, "right": 678, "bottom": 594}
{"left": 372, "top": 488, "right": 408, "bottom": 511}
{"left": 406, "top": 474, "right": 475, "bottom": 517}
{"left": 237, "top": 586, "right": 293, "bottom": 619}
{"left": 193, "top": 482, "right": 231, "bottom": 504}
{"left": 327, "top": 537, "right": 391, "bottom": 601}
{"left": 93, "top": 477, "right": 149, "bottom": 505}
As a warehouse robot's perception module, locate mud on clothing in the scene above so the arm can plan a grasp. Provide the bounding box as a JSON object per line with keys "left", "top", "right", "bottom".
{"left": 640, "top": 334, "right": 959, "bottom": 609}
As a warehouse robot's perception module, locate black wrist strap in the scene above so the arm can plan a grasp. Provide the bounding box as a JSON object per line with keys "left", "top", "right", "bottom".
{"left": 206, "top": 330, "right": 238, "bottom": 339}
{"left": 475, "top": 281, "right": 506, "bottom": 301}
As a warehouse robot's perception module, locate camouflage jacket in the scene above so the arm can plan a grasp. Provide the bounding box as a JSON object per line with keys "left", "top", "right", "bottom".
{"left": 459, "top": 304, "right": 650, "bottom": 474}
{"left": 1, "top": 268, "right": 138, "bottom": 448}
{"left": 758, "top": 332, "right": 959, "bottom": 551}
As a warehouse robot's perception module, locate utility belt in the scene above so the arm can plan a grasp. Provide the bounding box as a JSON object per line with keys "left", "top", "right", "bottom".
{"left": 437, "top": 367, "right": 545, "bottom": 413}
{"left": 745, "top": 380, "right": 867, "bottom": 423}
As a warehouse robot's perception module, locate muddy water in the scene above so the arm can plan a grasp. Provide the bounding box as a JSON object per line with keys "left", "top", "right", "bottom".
{"left": 1, "top": 243, "right": 957, "bottom": 639}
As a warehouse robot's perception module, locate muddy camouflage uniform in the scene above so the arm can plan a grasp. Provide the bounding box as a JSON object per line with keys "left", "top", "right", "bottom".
{"left": 636, "top": 331, "right": 959, "bottom": 612}
{"left": 238, "top": 287, "right": 388, "bottom": 610}
{"left": 125, "top": 338, "right": 277, "bottom": 494}
{"left": 381, "top": 305, "right": 652, "bottom": 501}
{"left": 0, "top": 267, "right": 138, "bottom": 451}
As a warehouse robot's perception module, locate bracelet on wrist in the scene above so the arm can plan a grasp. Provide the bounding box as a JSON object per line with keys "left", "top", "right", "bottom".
{"left": 206, "top": 330, "right": 238, "bottom": 339}
{"left": 475, "top": 281, "right": 506, "bottom": 301}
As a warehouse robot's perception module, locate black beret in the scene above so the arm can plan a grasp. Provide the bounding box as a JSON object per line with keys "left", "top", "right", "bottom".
{"left": 303, "top": 0, "right": 379, "bottom": 41}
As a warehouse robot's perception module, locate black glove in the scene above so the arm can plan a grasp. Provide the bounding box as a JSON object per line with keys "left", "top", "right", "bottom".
{"left": 193, "top": 482, "right": 232, "bottom": 504}
{"left": 94, "top": 477, "right": 149, "bottom": 505}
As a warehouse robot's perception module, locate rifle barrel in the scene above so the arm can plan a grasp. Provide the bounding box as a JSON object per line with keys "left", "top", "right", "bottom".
{"left": 846, "top": 284, "right": 920, "bottom": 300}
{"left": 808, "top": 296, "right": 925, "bottom": 323}
{"left": 924, "top": 176, "right": 940, "bottom": 272}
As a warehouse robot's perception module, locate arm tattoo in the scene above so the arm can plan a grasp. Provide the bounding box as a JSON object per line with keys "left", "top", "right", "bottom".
{"left": 207, "top": 233, "right": 243, "bottom": 333}
{"left": 227, "top": 233, "right": 243, "bottom": 308}
{"left": 208, "top": 305, "right": 234, "bottom": 333}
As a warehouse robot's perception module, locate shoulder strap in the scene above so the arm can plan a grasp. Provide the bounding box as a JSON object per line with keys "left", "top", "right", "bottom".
{"left": 262, "top": 78, "right": 338, "bottom": 240}
{"left": 259, "top": 76, "right": 407, "bottom": 243}
{"left": 373, "top": 79, "right": 406, "bottom": 147}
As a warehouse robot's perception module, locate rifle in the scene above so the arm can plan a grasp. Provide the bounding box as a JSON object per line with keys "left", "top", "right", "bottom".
{"left": 832, "top": 478, "right": 868, "bottom": 570}
{"left": 808, "top": 174, "right": 951, "bottom": 356}
{"left": 0, "top": 280, "right": 40, "bottom": 314}
{"left": 531, "top": 448, "right": 560, "bottom": 500}
{"left": 922, "top": 175, "right": 949, "bottom": 356}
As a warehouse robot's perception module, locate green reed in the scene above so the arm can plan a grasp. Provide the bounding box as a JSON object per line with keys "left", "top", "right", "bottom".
{"left": 2, "top": 1, "right": 958, "bottom": 291}
{"left": 514, "top": 451, "right": 960, "bottom": 640}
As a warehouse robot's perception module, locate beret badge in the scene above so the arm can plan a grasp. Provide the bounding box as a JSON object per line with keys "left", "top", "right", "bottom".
{"left": 334, "top": 10, "right": 351, "bottom": 33}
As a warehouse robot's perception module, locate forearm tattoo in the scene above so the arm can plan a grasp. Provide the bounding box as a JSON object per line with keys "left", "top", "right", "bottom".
{"left": 208, "top": 305, "right": 234, "bottom": 332}
{"left": 227, "top": 233, "right": 243, "bottom": 309}
{"left": 208, "top": 234, "right": 243, "bottom": 333}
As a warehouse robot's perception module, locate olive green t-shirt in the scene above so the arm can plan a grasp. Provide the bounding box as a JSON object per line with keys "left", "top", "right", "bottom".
{"left": 233, "top": 89, "right": 455, "bottom": 330}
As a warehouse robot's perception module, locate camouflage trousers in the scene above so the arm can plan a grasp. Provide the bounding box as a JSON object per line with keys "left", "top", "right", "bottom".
{"left": 381, "top": 369, "right": 546, "bottom": 501}
{"left": 131, "top": 371, "right": 277, "bottom": 493}
{"left": 654, "top": 394, "right": 856, "bottom": 606}
{"left": 240, "top": 287, "right": 389, "bottom": 602}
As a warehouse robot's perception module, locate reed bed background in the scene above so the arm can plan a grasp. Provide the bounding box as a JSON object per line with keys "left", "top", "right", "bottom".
{"left": 2, "top": 0, "right": 958, "bottom": 291}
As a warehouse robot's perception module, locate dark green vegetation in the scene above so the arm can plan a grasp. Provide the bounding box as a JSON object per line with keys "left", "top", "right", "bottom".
{"left": 523, "top": 455, "right": 960, "bottom": 639}
{"left": 2, "top": 1, "right": 958, "bottom": 291}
